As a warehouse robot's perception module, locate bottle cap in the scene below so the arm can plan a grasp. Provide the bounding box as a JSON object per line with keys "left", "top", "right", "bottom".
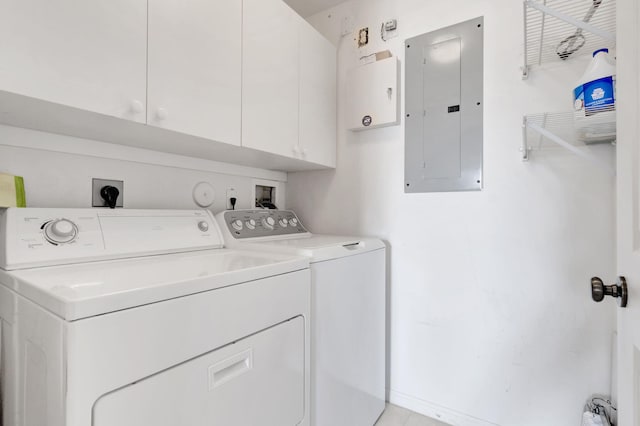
{"left": 593, "top": 48, "right": 609, "bottom": 57}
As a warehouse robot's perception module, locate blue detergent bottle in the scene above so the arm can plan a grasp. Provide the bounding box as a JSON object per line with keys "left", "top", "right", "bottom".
{"left": 573, "top": 48, "right": 616, "bottom": 143}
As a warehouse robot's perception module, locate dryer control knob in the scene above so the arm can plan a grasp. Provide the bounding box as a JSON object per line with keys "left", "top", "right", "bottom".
{"left": 246, "top": 219, "right": 256, "bottom": 230}
{"left": 44, "top": 219, "right": 78, "bottom": 244}
{"left": 262, "top": 217, "right": 275, "bottom": 230}
{"left": 278, "top": 218, "right": 288, "bottom": 228}
{"left": 198, "top": 221, "right": 209, "bottom": 232}
{"left": 289, "top": 218, "right": 298, "bottom": 227}
{"left": 231, "top": 219, "right": 243, "bottom": 231}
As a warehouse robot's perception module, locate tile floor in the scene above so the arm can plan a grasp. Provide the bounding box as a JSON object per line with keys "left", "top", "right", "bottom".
{"left": 375, "top": 404, "right": 452, "bottom": 426}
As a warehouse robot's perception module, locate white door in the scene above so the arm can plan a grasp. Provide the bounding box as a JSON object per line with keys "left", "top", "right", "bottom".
{"left": 299, "top": 22, "right": 337, "bottom": 168}
{"left": 242, "top": 0, "right": 300, "bottom": 158}
{"left": 147, "top": 0, "right": 241, "bottom": 145}
{"left": 0, "top": 0, "right": 147, "bottom": 122}
{"left": 615, "top": 0, "right": 640, "bottom": 423}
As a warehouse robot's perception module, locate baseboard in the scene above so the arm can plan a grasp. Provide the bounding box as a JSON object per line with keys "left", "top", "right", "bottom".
{"left": 388, "top": 389, "right": 500, "bottom": 426}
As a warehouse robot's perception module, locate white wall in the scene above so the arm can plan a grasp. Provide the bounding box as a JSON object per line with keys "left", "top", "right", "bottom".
{"left": 0, "top": 124, "right": 286, "bottom": 212}
{"left": 287, "top": 1, "right": 617, "bottom": 425}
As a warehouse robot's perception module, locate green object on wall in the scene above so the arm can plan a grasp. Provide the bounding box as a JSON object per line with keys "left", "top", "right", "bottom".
{"left": 0, "top": 173, "right": 26, "bottom": 207}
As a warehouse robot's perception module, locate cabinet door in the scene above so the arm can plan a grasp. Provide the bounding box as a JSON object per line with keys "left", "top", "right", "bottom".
{"left": 147, "top": 0, "right": 241, "bottom": 145}
{"left": 242, "top": 0, "right": 300, "bottom": 158}
{"left": 0, "top": 0, "right": 147, "bottom": 122}
{"left": 299, "top": 23, "right": 337, "bottom": 168}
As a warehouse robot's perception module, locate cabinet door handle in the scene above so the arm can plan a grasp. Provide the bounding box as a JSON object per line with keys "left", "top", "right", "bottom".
{"left": 155, "top": 108, "right": 169, "bottom": 121}
{"left": 129, "top": 99, "right": 144, "bottom": 114}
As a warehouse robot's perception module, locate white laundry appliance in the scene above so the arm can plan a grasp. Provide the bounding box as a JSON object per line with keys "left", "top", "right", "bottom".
{"left": 0, "top": 208, "right": 311, "bottom": 426}
{"left": 215, "top": 209, "right": 386, "bottom": 426}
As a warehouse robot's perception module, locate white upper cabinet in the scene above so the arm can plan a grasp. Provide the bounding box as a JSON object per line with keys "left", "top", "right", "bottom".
{"left": 0, "top": 0, "right": 335, "bottom": 170}
{"left": 299, "top": 22, "right": 337, "bottom": 168}
{"left": 242, "top": 0, "right": 337, "bottom": 167}
{"left": 0, "top": 0, "right": 147, "bottom": 123}
{"left": 242, "top": 0, "right": 302, "bottom": 159}
{"left": 147, "top": 0, "right": 241, "bottom": 145}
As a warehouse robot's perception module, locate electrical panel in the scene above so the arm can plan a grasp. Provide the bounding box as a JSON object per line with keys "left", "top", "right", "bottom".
{"left": 347, "top": 56, "right": 400, "bottom": 131}
{"left": 404, "top": 17, "right": 484, "bottom": 193}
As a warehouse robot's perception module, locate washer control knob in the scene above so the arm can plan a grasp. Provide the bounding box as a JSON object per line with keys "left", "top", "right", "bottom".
{"left": 198, "top": 221, "right": 209, "bottom": 232}
{"left": 262, "top": 216, "right": 275, "bottom": 230}
{"left": 289, "top": 218, "right": 298, "bottom": 227}
{"left": 44, "top": 219, "right": 78, "bottom": 244}
{"left": 246, "top": 219, "right": 256, "bottom": 230}
{"left": 231, "top": 219, "right": 244, "bottom": 231}
{"left": 278, "top": 218, "right": 288, "bottom": 228}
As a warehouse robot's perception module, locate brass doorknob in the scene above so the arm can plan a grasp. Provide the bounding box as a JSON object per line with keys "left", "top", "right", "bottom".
{"left": 591, "top": 276, "right": 628, "bottom": 308}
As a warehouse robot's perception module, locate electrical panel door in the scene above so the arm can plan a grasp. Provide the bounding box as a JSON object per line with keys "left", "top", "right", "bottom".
{"left": 405, "top": 17, "right": 484, "bottom": 193}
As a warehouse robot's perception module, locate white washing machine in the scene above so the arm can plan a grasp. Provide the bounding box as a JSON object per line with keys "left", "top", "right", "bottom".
{"left": 0, "top": 208, "right": 311, "bottom": 426}
{"left": 215, "top": 209, "right": 386, "bottom": 426}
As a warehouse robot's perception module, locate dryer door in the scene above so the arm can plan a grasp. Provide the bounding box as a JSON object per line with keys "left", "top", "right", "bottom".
{"left": 93, "top": 316, "right": 305, "bottom": 426}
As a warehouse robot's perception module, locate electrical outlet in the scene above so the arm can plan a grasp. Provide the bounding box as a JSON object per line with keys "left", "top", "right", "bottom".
{"left": 381, "top": 18, "right": 399, "bottom": 41}
{"left": 226, "top": 187, "right": 237, "bottom": 210}
{"left": 384, "top": 19, "right": 397, "bottom": 31}
{"left": 92, "top": 178, "right": 124, "bottom": 208}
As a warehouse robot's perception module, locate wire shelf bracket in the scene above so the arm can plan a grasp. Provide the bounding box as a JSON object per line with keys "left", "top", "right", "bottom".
{"left": 522, "top": 113, "right": 616, "bottom": 176}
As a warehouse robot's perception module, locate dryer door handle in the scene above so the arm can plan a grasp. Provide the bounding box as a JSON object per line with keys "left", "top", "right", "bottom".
{"left": 208, "top": 348, "right": 253, "bottom": 389}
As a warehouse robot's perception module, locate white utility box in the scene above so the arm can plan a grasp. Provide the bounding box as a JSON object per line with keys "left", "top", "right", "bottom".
{"left": 347, "top": 56, "right": 400, "bottom": 131}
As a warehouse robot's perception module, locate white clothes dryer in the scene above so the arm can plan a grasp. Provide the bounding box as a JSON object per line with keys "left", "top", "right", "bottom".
{"left": 0, "top": 208, "right": 310, "bottom": 426}
{"left": 216, "top": 209, "right": 386, "bottom": 426}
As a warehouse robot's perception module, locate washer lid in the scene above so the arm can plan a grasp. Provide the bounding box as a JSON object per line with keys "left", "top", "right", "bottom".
{"left": 0, "top": 249, "right": 308, "bottom": 321}
{"left": 230, "top": 235, "right": 386, "bottom": 263}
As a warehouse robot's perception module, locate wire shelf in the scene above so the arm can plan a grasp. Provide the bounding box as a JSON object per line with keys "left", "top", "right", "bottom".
{"left": 522, "top": 112, "right": 616, "bottom": 175}
{"left": 523, "top": 0, "right": 616, "bottom": 78}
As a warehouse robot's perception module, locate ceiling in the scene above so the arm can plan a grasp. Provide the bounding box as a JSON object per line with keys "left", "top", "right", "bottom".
{"left": 284, "top": 0, "right": 347, "bottom": 18}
